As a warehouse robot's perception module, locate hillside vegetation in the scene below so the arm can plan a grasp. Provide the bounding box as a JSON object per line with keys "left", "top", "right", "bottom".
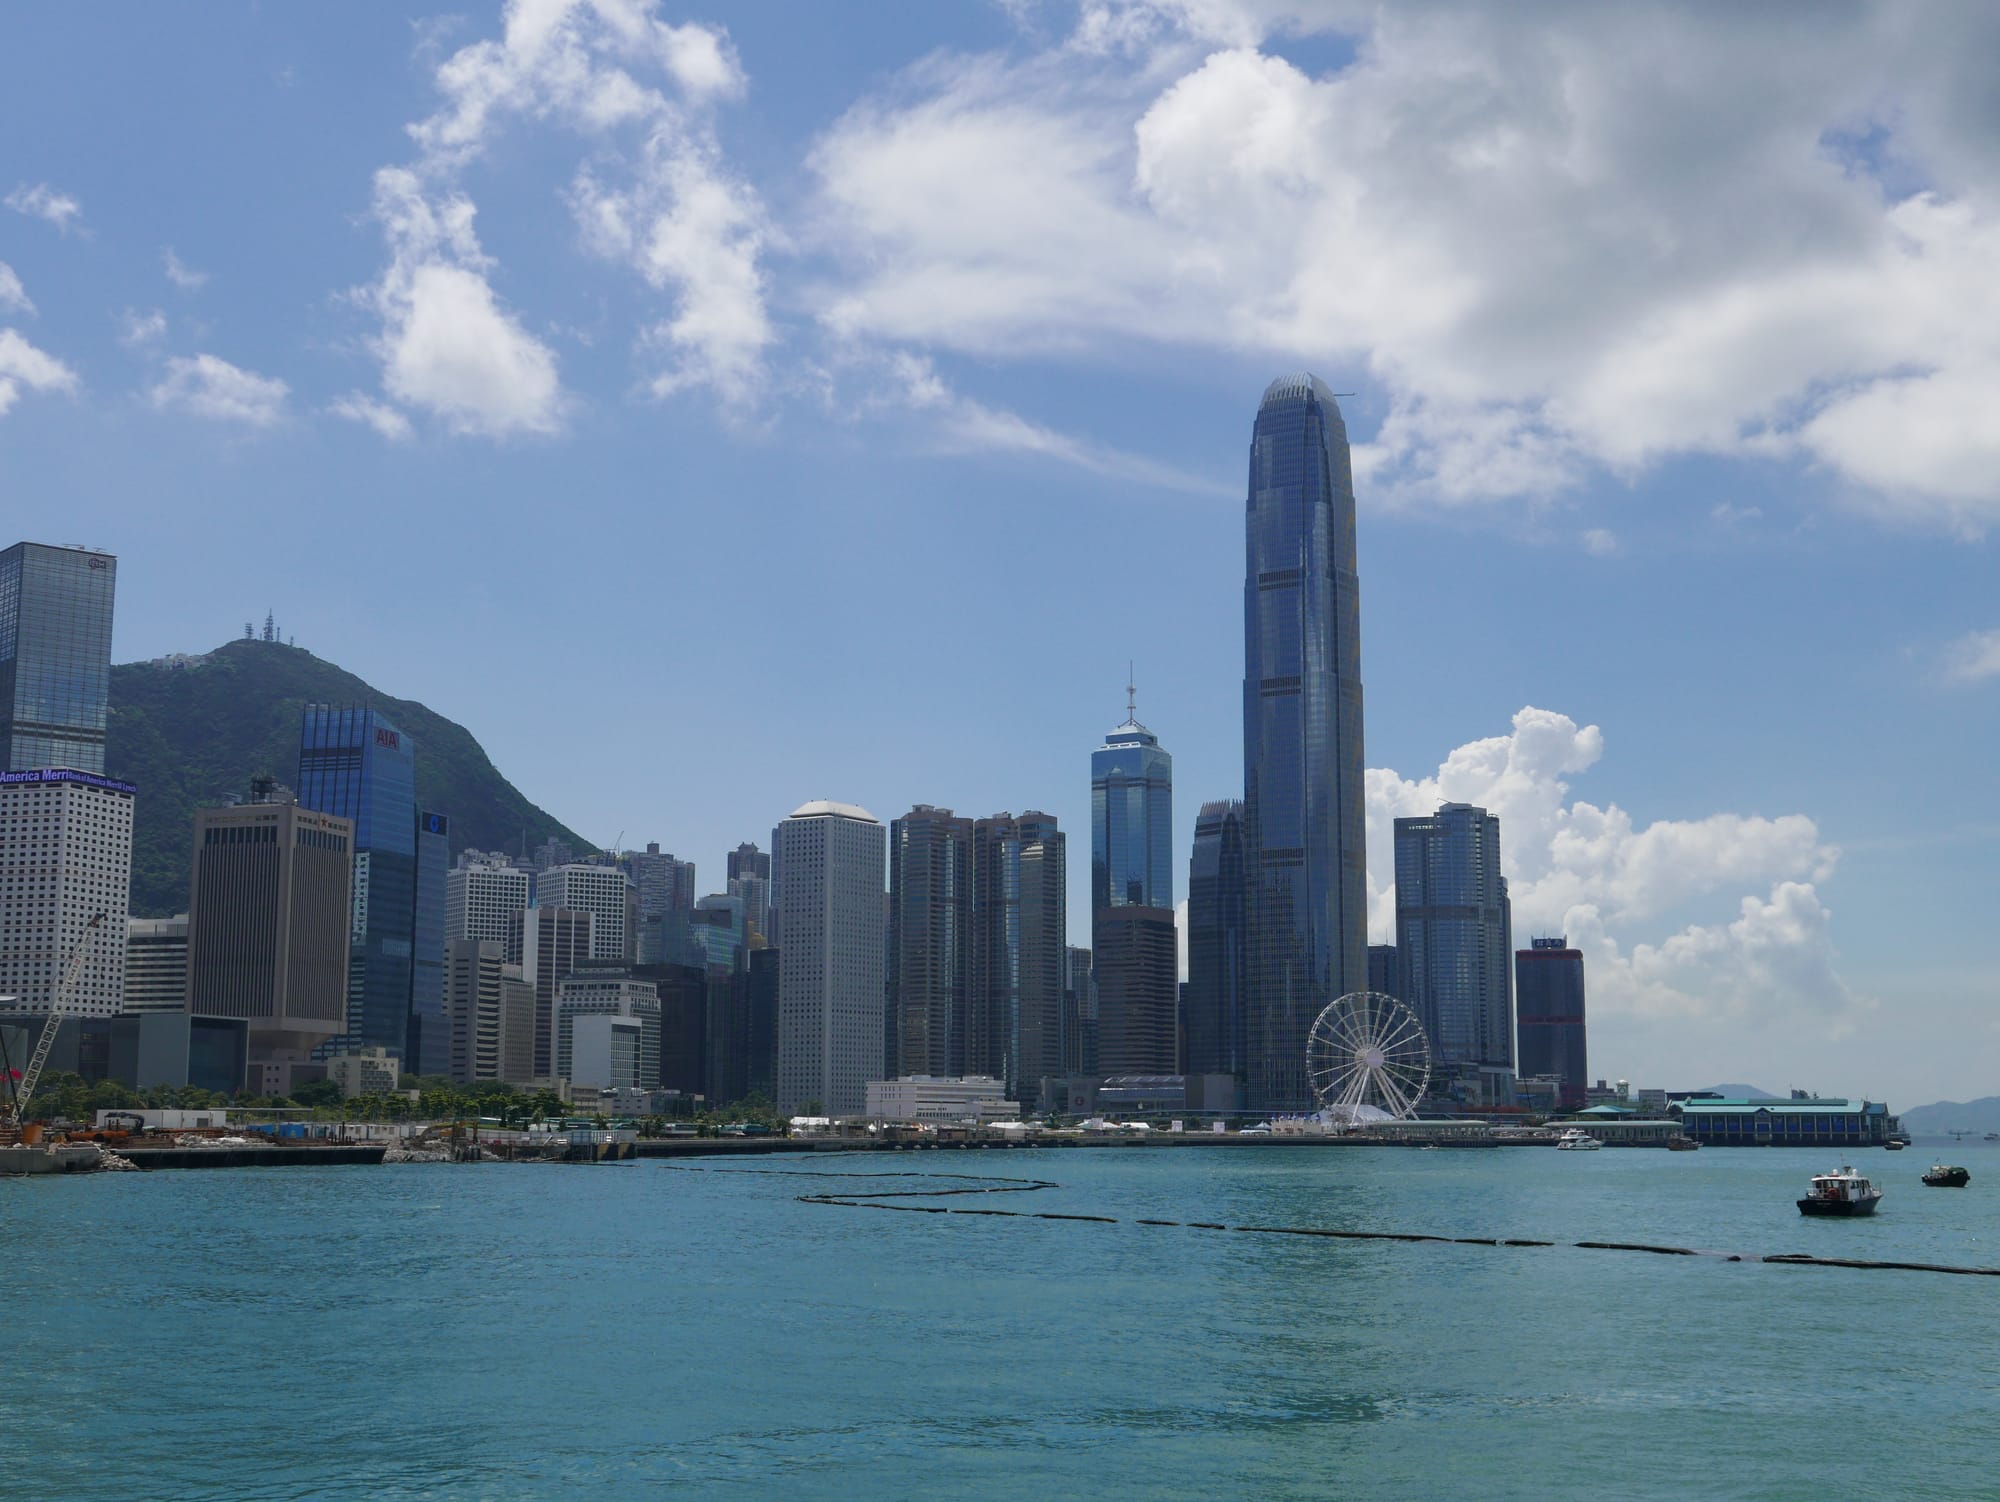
{"left": 108, "top": 640, "right": 587, "bottom": 917}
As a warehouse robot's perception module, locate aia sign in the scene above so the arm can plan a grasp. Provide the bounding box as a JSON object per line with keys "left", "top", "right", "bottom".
{"left": 375, "top": 727, "right": 401, "bottom": 751}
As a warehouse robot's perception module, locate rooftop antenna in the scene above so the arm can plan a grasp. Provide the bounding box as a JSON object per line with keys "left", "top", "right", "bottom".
{"left": 1126, "top": 661, "right": 1136, "bottom": 723}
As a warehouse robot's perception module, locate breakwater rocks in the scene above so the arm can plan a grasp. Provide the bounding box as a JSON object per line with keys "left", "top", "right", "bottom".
{"left": 120, "top": 1144, "right": 389, "bottom": 1170}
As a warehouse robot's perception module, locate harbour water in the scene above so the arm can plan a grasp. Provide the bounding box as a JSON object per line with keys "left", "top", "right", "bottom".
{"left": 9, "top": 1144, "right": 1999, "bottom": 1500}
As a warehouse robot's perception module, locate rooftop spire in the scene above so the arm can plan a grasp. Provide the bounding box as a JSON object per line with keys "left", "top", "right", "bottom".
{"left": 1126, "top": 660, "right": 1136, "bottom": 722}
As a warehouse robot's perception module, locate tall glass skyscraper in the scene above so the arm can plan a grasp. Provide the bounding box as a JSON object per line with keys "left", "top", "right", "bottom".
{"left": 1242, "top": 375, "right": 1367, "bottom": 1110}
{"left": 1090, "top": 704, "right": 1173, "bottom": 913}
{"left": 0, "top": 541, "right": 117, "bottom": 774}
{"left": 297, "top": 706, "right": 432, "bottom": 1064}
{"left": 1185, "top": 799, "right": 1247, "bottom": 1081}
{"left": 1394, "top": 802, "right": 1514, "bottom": 1103}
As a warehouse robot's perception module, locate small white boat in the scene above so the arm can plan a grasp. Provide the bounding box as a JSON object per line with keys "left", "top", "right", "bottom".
{"left": 1556, "top": 1128, "right": 1602, "bottom": 1151}
{"left": 1797, "top": 1165, "right": 1884, "bottom": 1216}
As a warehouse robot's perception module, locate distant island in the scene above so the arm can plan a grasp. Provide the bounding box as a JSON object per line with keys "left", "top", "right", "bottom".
{"left": 1899, "top": 1097, "right": 2000, "bottom": 1136}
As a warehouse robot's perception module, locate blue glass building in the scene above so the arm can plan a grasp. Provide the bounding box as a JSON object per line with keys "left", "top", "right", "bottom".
{"left": 1090, "top": 709, "right": 1173, "bottom": 914}
{"left": 297, "top": 706, "right": 439, "bottom": 1066}
{"left": 1242, "top": 375, "right": 1368, "bottom": 1110}
{"left": 0, "top": 542, "right": 117, "bottom": 774}
{"left": 1394, "top": 803, "right": 1514, "bottom": 1103}
{"left": 1185, "top": 799, "right": 1247, "bottom": 1081}
{"left": 409, "top": 809, "right": 450, "bottom": 1076}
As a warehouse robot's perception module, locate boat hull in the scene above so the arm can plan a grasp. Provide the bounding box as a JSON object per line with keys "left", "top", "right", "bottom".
{"left": 1796, "top": 1196, "right": 1881, "bottom": 1216}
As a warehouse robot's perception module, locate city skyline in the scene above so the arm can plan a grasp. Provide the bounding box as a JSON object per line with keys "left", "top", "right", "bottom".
{"left": 1, "top": 4, "right": 1994, "bottom": 1107}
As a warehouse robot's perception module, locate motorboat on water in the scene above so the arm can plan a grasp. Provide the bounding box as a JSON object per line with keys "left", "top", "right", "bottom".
{"left": 1797, "top": 1165, "right": 1883, "bottom": 1216}
{"left": 1666, "top": 1135, "right": 1699, "bottom": 1151}
{"left": 1922, "top": 1164, "right": 1971, "bottom": 1188}
{"left": 1883, "top": 1140, "right": 1907, "bottom": 1151}
{"left": 1556, "top": 1128, "right": 1603, "bottom": 1152}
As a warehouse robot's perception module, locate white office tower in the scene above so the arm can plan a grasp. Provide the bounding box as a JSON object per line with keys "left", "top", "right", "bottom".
{"left": 124, "top": 914, "right": 189, "bottom": 1014}
{"left": 445, "top": 851, "right": 529, "bottom": 966}
{"left": 0, "top": 769, "right": 135, "bottom": 1018}
{"left": 774, "top": 801, "right": 886, "bottom": 1117}
{"left": 553, "top": 975, "right": 661, "bottom": 1088}
{"left": 536, "top": 863, "right": 632, "bottom": 963}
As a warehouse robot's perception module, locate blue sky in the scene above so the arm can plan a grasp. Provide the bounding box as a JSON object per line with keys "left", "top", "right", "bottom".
{"left": 2, "top": 1, "right": 1995, "bottom": 1105}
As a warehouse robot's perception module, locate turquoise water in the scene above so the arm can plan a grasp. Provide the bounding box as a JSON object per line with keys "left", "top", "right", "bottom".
{"left": 8, "top": 1144, "right": 2000, "bottom": 1500}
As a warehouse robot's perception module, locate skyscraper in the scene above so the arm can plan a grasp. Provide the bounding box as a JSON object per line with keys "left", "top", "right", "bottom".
{"left": 1516, "top": 937, "right": 1587, "bottom": 1108}
{"left": 887, "top": 805, "right": 973, "bottom": 1080}
{"left": 1242, "top": 374, "right": 1367, "bottom": 1110}
{"left": 297, "top": 706, "right": 423, "bottom": 1062}
{"left": 971, "top": 812, "right": 1066, "bottom": 1108}
{"left": 408, "top": 809, "right": 449, "bottom": 1076}
{"left": 446, "top": 851, "right": 529, "bottom": 966}
{"left": 124, "top": 914, "right": 190, "bottom": 1015}
{"left": 1090, "top": 699, "right": 1175, "bottom": 1094}
{"left": 773, "top": 801, "right": 886, "bottom": 1116}
{"left": 537, "top": 863, "right": 633, "bottom": 964}
{"left": 522, "top": 904, "right": 592, "bottom": 1079}
{"left": 0, "top": 767, "right": 134, "bottom": 1017}
{"left": 186, "top": 795, "right": 352, "bottom": 1092}
{"left": 627, "top": 843, "right": 696, "bottom": 930}
{"left": 0, "top": 541, "right": 117, "bottom": 775}
{"left": 1184, "top": 799, "right": 1247, "bottom": 1081}
{"left": 727, "top": 842, "right": 773, "bottom": 942}
{"left": 1394, "top": 803, "right": 1514, "bottom": 1103}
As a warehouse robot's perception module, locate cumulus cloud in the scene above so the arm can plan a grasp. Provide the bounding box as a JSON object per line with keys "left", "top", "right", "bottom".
{"left": 1941, "top": 628, "right": 2000, "bottom": 685}
{"left": 351, "top": 0, "right": 766, "bottom": 433}
{"left": 1367, "top": 706, "right": 1862, "bottom": 1053}
{"left": 148, "top": 354, "right": 289, "bottom": 426}
{"left": 5, "top": 182, "right": 84, "bottom": 233}
{"left": 360, "top": 168, "right": 561, "bottom": 437}
{"left": 162, "top": 247, "right": 209, "bottom": 290}
{"left": 0, "top": 328, "right": 79, "bottom": 416}
{"left": 329, "top": 390, "right": 416, "bottom": 442}
{"left": 1581, "top": 528, "right": 1617, "bottom": 556}
{"left": 0, "top": 262, "right": 32, "bottom": 316}
{"left": 808, "top": 1, "right": 2000, "bottom": 530}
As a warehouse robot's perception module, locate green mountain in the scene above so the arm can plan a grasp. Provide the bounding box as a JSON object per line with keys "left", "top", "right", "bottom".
{"left": 1899, "top": 1097, "right": 2000, "bottom": 1137}
{"left": 108, "top": 639, "right": 590, "bottom": 917}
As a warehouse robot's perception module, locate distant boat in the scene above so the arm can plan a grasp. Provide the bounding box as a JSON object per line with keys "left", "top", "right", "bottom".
{"left": 1667, "top": 1135, "right": 1700, "bottom": 1152}
{"left": 1884, "top": 1140, "right": 1906, "bottom": 1151}
{"left": 1797, "top": 1165, "right": 1883, "bottom": 1217}
{"left": 1985, "top": 1133, "right": 1999, "bottom": 1143}
{"left": 1556, "top": 1128, "right": 1602, "bottom": 1152}
{"left": 1923, "top": 1164, "right": 1971, "bottom": 1188}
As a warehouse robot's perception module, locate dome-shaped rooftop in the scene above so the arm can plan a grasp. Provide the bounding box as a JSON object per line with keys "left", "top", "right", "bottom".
{"left": 788, "top": 799, "right": 879, "bottom": 823}
{"left": 1260, "top": 373, "right": 1341, "bottom": 411}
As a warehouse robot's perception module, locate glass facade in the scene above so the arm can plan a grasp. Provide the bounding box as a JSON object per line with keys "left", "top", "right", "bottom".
{"left": 888, "top": 806, "right": 973, "bottom": 1079}
{"left": 408, "top": 809, "right": 450, "bottom": 1076}
{"left": 0, "top": 542, "right": 117, "bottom": 774}
{"left": 1515, "top": 938, "right": 1586, "bottom": 1107}
{"left": 1242, "top": 376, "right": 1367, "bottom": 1110}
{"left": 297, "top": 706, "right": 418, "bottom": 1061}
{"left": 1090, "top": 719, "right": 1173, "bottom": 913}
{"left": 1394, "top": 803, "right": 1514, "bottom": 1086}
{"left": 971, "top": 813, "right": 1065, "bottom": 1108}
{"left": 1184, "top": 799, "right": 1247, "bottom": 1079}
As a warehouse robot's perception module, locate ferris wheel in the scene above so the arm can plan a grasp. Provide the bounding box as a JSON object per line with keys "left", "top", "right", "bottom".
{"left": 1306, "top": 990, "right": 1431, "bottom": 1122}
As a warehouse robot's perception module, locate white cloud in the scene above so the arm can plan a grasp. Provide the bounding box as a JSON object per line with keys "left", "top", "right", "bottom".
{"left": 329, "top": 391, "right": 416, "bottom": 442}
{"left": 1941, "top": 628, "right": 2000, "bottom": 685}
{"left": 148, "top": 354, "right": 289, "bottom": 426}
{"left": 807, "top": 3, "right": 2000, "bottom": 530}
{"left": 119, "top": 309, "right": 167, "bottom": 348}
{"left": 360, "top": 167, "right": 562, "bottom": 437}
{"left": 1367, "top": 706, "right": 1862, "bottom": 1057}
{"left": 873, "top": 351, "right": 1226, "bottom": 493}
{"left": 0, "top": 328, "right": 79, "bottom": 416}
{"left": 357, "top": 1, "right": 766, "bottom": 429}
{"left": 1581, "top": 528, "right": 1617, "bottom": 556}
{"left": 162, "top": 248, "right": 209, "bottom": 291}
{"left": 5, "top": 182, "right": 84, "bottom": 233}
{"left": 0, "top": 262, "right": 32, "bottom": 316}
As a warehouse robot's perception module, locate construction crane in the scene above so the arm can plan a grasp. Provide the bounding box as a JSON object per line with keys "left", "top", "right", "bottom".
{"left": 2, "top": 911, "right": 106, "bottom": 1128}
